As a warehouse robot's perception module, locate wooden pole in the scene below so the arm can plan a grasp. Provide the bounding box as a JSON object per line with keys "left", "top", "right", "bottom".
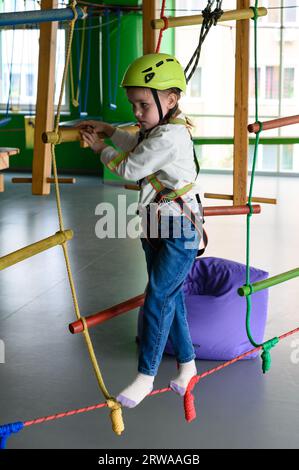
{"left": 248, "top": 114, "right": 299, "bottom": 133}
{"left": 0, "top": 230, "right": 73, "bottom": 271}
{"left": 42, "top": 125, "right": 139, "bottom": 145}
{"left": 32, "top": 0, "right": 58, "bottom": 195}
{"left": 152, "top": 7, "right": 267, "bottom": 29}
{"left": 233, "top": 0, "right": 250, "bottom": 205}
{"left": 69, "top": 293, "right": 146, "bottom": 334}
{"left": 203, "top": 204, "right": 261, "bottom": 216}
{"left": 143, "top": 0, "right": 159, "bottom": 54}
{"left": 204, "top": 192, "right": 277, "bottom": 205}
{"left": 0, "top": 5, "right": 85, "bottom": 27}
{"left": 238, "top": 267, "right": 299, "bottom": 297}
{"left": 12, "top": 177, "right": 76, "bottom": 184}
{"left": 0, "top": 148, "right": 20, "bottom": 192}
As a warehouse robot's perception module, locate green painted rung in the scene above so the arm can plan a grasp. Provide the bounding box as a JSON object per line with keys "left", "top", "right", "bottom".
{"left": 238, "top": 267, "right": 299, "bottom": 296}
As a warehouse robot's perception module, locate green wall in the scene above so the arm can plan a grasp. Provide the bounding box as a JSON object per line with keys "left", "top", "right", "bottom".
{"left": 0, "top": 0, "right": 174, "bottom": 181}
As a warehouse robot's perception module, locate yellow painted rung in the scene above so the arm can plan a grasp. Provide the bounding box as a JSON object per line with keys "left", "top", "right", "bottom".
{"left": 152, "top": 7, "right": 267, "bottom": 30}
{"left": 0, "top": 230, "right": 73, "bottom": 271}
{"left": 42, "top": 125, "right": 139, "bottom": 146}
{"left": 42, "top": 128, "right": 83, "bottom": 145}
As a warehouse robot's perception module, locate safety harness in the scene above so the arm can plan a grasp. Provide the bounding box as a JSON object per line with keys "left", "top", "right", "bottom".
{"left": 138, "top": 117, "right": 208, "bottom": 257}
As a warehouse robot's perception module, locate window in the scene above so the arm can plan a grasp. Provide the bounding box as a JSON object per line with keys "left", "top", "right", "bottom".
{"left": 11, "top": 73, "right": 21, "bottom": 99}
{"left": 249, "top": 67, "right": 261, "bottom": 98}
{"left": 284, "top": 0, "right": 297, "bottom": 23}
{"left": 189, "top": 67, "right": 202, "bottom": 98}
{"left": 26, "top": 73, "right": 34, "bottom": 97}
{"left": 281, "top": 145, "right": 294, "bottom": 171}
{"left": 0, "top": 0, "right": 68, "bottom": 112}
{"left": 265, "top": 66, "right": 279, "bottom": 99}
{"left": 262, "top": 145, "right": 278, "bottom": 171}
{"left": 283, "top": 68, "right": 295, "bottom": 98}
{"left": 266, "top": 4, "right": 280, "bottom": 24}
{"left": 175, "top": 1, "right": 299, "bottom": 173}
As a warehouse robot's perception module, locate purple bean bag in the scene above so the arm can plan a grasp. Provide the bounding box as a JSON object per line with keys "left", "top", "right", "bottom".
{"left": 137, "top": 257, "right": 269, "bottom": 360}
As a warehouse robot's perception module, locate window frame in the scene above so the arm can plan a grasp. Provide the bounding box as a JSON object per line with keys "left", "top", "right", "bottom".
{"left": 0, "top": 24, "right": 69, "bottom": 114}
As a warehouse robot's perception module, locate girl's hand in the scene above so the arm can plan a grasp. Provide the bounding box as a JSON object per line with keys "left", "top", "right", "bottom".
{"left": 75, "top": 120, "right": 115, "bottom": 138}
{"left": 80, "top": 129, "right": 108, "bottom": 154}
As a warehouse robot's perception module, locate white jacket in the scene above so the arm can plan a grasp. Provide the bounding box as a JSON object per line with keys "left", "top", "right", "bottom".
{"left": 100, "top": 115, "right": 201, "bottom": 215}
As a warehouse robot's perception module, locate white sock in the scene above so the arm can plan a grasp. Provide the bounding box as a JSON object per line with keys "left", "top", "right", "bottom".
{"left": 170, "top": 360, "right": 197, "bottom": 396}
{"left": 116, "top": 373, "right": 154, "bottom": 408}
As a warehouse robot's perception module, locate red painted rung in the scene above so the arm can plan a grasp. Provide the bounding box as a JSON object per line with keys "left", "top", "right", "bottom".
{"left": 248, "top": 114, "right": 299, "bottom": 133}
{"left": 204, "top": 204, "right": 260, "bottom": 216}
{"left": 69, "top": 293, "right": 145, "bottom": 334}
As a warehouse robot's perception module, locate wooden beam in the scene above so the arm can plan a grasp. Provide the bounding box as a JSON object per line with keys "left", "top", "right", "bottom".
{"left": 152, "top": 7, "right": 267, "bottom": 29}
{"left": 233, "top": 0, "right": 250, "bottom": 206}
{"left": 204, "top": 192, "right": 277, "bottom": 205}
{"left": 0, "top": 155, "right": 9, "bottom": 171}
{"left": 32, "top": 0, "right": 58, "bottom": 195}
{"left": 0, "top": 230, "right": 73, "bottom": 271}
{"left": 248, "top": 114, "right": 299, "bottom": 133}
{"left": 143, "top": 0, "right": 159, "bottom": 54}
{"left": 0, "top": 147, "right": 19, "bottom": 161}
{"left": 12, "top": 177, "right": 76, "bottom": 184}
{"left": 42, "top": 124, "right": 139, "bottom": 145}
{"left": 0, "top": 148, "right": 20, "bottom": 192}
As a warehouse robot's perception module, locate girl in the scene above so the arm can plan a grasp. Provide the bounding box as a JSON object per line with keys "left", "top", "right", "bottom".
{"left": 78, "top": 53, "right": 203, "bottom": 408}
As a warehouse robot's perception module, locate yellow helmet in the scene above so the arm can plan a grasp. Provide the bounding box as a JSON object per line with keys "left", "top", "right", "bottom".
{"left": 121, "top": 53, "right": 186, "bottom": 93}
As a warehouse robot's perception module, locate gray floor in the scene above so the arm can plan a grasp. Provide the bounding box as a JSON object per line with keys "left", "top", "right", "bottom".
{"left": 0, "top": 171, "right": 299, "bottom": 449}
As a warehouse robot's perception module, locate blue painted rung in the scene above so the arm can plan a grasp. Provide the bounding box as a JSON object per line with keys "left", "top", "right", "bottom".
{"left": 0, "top": 6, "right": 86, "bottom": 27}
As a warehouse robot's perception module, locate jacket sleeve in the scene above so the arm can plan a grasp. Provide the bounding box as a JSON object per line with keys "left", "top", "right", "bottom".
{"left": 110, "top": 128, "right": 139, "bottom": 152}
{"left": 100, "top": 127, "right": 176, "bottom": 181}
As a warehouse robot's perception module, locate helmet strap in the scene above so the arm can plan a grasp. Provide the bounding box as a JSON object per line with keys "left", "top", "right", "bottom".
{"left": 151, "top": 88, "right": 164, "bottom": 123}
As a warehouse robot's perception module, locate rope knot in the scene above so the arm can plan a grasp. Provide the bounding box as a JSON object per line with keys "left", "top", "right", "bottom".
{"left": 261, "top": 337, "right": 279, "bottom": 374}
{"left": 72, "top": 98, "right": 79, "bottom": 108}
{"left": 256, "top": 120, "right": 263, "bottom": 133}
{"left": 212, "top": 8, "right": 223, "bottom": 25}
{"left": 70, "top": 0, "right": 78, "bottom": 23}
{"left": 249, "top": 6, "right": 259, "bottom": 21}
{"left": 160, "top": 16, "right": 169, "bottom": 31}
{"left": 245, "top": 282, "right": 253, "bottom": 295}
{"left": 247, "top": 202, "right": 254, "bottom": 217}
{"left": 106, "top": 398, "right": 125, "bottom": 436}
{"left": 51, "top": 131, "right": 61, "bottom": 145}
{"left": 0, "top": 421, "right": 24, "bottom": 449}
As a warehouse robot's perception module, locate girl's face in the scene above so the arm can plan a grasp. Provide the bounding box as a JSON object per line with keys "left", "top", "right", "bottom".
{"left": 126, "top": 87, "right": 177, "bottom": 130}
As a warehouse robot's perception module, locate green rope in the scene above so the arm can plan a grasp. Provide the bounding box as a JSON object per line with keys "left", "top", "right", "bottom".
{"left": 260, "top": 338, "right": 279, "bottom": 374}
{"left": 244, "top": 1, "right": 279, "bottom": 372}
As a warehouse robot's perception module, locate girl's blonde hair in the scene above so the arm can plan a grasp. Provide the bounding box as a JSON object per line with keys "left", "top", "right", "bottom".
{"left": 159, "top": 88, "right": 194, "bottom": 127}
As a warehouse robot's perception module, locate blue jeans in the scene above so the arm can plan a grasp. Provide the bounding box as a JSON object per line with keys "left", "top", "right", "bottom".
{"left": 138, "top": 214, "right": 200, "bottom": 376}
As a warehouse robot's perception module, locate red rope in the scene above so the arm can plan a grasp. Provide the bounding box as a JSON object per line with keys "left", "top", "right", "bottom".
{"left": 21, "top": 326, "right": 299, "bottom": 430}
{"left": 155, "top": 0, "right": 168, "bottom": 53}
{"left": 24, "top": 403, "right": 107, "bottom": 427}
